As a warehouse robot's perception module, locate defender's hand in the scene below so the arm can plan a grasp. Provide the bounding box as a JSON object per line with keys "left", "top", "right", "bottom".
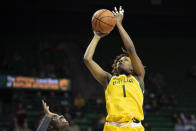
{"left": 112, "top": 6, "right": 124, "bottom": 26}
{"left": 42, "top": 100, "right": 56, "bottom": 118}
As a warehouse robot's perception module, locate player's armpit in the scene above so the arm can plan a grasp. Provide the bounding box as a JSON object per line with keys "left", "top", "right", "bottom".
{"left": 84, "top": 59, "right": 112, "bottom": 88}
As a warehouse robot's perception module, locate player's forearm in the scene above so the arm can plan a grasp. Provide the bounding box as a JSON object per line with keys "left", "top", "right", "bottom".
{"left": 83, "top": 35, "right": 100, "bottom": 61}
{"left": 117, "top": 24, "right": 136, "bottom": 53}
{"left": 36, "top": 115, "right": 51, "bottom": 131}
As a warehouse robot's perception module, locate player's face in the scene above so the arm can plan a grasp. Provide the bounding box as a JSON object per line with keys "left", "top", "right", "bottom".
{"left": 52, "top": 114, "right": 69, "bottom": 129}
{"left": 116, "top": 56, "right": 133, "bottom": 74}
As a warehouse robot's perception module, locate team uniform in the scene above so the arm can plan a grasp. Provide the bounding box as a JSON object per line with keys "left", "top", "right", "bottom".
{"left": 103, "top": 74, "right": 145, "bottom": 131}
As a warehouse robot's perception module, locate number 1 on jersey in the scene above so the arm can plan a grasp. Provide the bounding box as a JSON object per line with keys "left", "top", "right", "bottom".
{"left": 122, "top": 85, "right": 126, "bottom": 97}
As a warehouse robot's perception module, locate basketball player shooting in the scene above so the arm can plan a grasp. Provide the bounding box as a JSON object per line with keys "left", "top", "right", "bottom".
{"left": 84, "top": 6, "right": 145, "bottom": 131}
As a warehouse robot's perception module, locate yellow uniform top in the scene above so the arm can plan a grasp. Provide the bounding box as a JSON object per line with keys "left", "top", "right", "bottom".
{"left": 105, "top": 74, "right": 144, "bottom": 123}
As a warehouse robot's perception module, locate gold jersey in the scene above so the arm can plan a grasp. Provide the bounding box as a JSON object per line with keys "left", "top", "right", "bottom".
{"left": 105, "top": 74, "right": 144, "bottom": 123}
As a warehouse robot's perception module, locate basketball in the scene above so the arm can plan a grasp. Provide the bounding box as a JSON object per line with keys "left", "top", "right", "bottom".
{"left": 92, "top": 9, "right": 116, "bottom": 34}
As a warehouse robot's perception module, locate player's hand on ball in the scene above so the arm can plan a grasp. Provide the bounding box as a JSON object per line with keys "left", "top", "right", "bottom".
{"left": 42, "top": 100, "right": 56, "bottom": 118}
{"left": 94, "top": 31, "right": 109, "bottom": 38}
{"left": 112, "top": 6, "right": 124, "bottom": 26}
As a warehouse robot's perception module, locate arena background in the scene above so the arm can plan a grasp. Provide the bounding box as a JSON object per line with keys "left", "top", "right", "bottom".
{"left": 0, "top": 0, "right": 196, "bottom": 131}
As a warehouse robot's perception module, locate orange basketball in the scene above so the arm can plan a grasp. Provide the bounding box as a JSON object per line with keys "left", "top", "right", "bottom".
{"left": 92, "top": 9, "right": 116, "bottom": 34}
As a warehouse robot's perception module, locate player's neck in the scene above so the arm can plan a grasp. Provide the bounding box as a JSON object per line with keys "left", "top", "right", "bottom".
{"left": 127, "top": 70, "right": 133, "bottom": 76}
{"left": 119, "top": 72, "right": 132, "bottom": 76}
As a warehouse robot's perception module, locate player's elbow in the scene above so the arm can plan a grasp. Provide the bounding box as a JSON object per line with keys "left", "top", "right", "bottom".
{"left": 83, "top": 56, "right": 91, "bottom": 65}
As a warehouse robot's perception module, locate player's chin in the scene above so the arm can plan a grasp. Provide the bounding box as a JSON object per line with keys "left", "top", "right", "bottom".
{"left": 119, "top": 65, "right": 127, "bottom": 70}
{"left": 58, "top": 122, "right": 67, "bottom": 129}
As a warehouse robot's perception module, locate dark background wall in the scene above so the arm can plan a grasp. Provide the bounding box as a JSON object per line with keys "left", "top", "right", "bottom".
{"left": 1, "top": 0, "right": 196, "bottom": 96}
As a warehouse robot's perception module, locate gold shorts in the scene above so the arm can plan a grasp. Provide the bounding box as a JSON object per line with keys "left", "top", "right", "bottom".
{"left": 103, "top": 121, "right": 144, "bottom": 131}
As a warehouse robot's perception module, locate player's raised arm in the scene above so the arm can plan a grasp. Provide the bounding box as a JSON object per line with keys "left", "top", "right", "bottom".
{"left": 83, "top": 32, "right": 112, "bottom": 88}
{"left": 112, "top": 6, "right": 145, "bottom": 85}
